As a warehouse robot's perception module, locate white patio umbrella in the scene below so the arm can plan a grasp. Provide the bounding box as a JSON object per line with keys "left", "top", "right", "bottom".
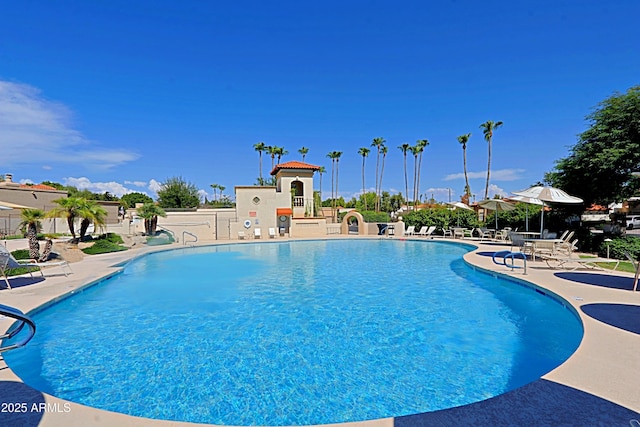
{"left": 478, "top": 199, "right": 516, "bottom": 230}
{"left": 512, "top": 186, "right": 583, "bottom": 234}
{"left": 447, "top": 201, "right": 473, "bottom": 226}
{"left": 509, "top": 195, "right": 544, "bottom": 232}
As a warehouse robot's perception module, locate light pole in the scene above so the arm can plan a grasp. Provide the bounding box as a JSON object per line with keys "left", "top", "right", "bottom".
{"left": 604, "top": 238, "right": 612, "bottom": 258}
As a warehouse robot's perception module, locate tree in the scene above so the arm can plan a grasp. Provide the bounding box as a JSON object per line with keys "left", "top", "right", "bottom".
{"left": 457, "top": 133, "right": 472, "bottom": 198}
{"left": 370, "top": 137, "right": 386, "bottom": 212}
{"left": 326, "top": 151, "right": 342, "bottom": 220}
{"left": 414, "top": 139, "right": 429, "bottom": 207}
{"left": 20, "top": 208, "right": 44, "bottom": 259}
{"left": 266, "top": 145, "right": 277, "bottom": 170}
{"left": 137, "top": 203, "right": 167, "bottom": 235}
{"left": 377, "top": 145, "right": 389, "bottom": 211}
{"left": 254, "top": 141, "right": 266, "bottom": 182}
{"left": 357, "top": 147, "right": 370, "bottom": 211}
{"left": 210, "top": 183, "right": 219, "bottom": 201}
{"left": 546, "top": 86, "right": 640, "bottom": 206}
{"left": 274, "top": 146, "right": 288, "bottom": 164}
{"left": 218, "top": 185, "right": 226, "bottom": 200}
{"left": 398, "top": 143, "right": 411, "bottom": 204}
{"left": 480, "top": 120, "right": 503, "bottom": 200}
{"left": 409, "top": 145, "right": 420, "bottom": 207}
{"left": 298, "top": 146, "right": 309, "bottom": 161}
{"left": 78, "top": 200, "right": 108, "bottom": 241}
{"left": 318, "top": 166, "right": 326, "bottom": 202}
{"left": 157, "top": 176, "right": 200, "bottom": 209}
{"left": 120, "top": 192, "right": 153, "bottom": 209}
{"left": 47, "top": 197, "right": 84, "bottom": 241}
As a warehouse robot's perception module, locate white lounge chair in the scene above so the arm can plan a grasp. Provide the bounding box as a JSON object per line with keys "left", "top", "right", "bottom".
{"left": 543, "top": 253, "right": 621, "bottom": 272}
{"left": 417, "top": 225, "right": 436, "bottom": 238}
{"left": 238, "top": 231, "right": 246, "bottom": 240}
{"left": 0, "top": 246, "right": 72, "bottom": 290}
{"left": 268, "top": 227, "right": 276, "bottom": 239}
{"left": 254, "top": 228, "right": 262, "bottom": 239}
{"left": 405, "top": 225, "right": 415, "bottom": 236}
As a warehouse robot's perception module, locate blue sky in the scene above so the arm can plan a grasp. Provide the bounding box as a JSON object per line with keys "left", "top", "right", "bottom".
{"left": 1, "top": 1, "right": 639, "bottom": 203}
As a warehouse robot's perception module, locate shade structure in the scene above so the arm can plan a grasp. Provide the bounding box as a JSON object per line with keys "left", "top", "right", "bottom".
{"left": 447, "top": 201, "right": 473, "bottom": 226}
{"left": 0, "top": 201, "right": 31, "bottom": 209}
{"left": 512, "top": 186, "right": 583, "bottom": 234}
{"left": 478, "top": 199, "right": 515, "bottom": 230}
{"left": 509, "top": 195, "right": 544, "bottom": 232}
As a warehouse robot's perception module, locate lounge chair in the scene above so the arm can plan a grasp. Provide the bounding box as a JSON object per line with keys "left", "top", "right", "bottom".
{"left": 417, "top": 225, "right": 436, "bottom": 238}
{"left": 268, "top": 227, "right": 276, "bottom": 239}
{"left": 238, "top": 231, "right": 246, "bottom": 240}
{"left": 254, "top": 228, "right": 262, "bottom": 239}
{"left": 478, "top": 228, "right": 493, "bottom": 242}
{"left": 0, "top": 246, "right": 72, "bottom": 290}
{"left": 405, "top": 225, "right": 415, "bottom": 236}
{"left": 543, "top": 253, "right": 621, "bottom": 272}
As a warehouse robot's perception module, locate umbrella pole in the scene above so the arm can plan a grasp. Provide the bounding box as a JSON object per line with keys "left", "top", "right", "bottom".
{"left": 525, "top": 206, "right": 529, "bottom": 232}
{"left": 540, "top": 203, "right": 545, "bottom": 236}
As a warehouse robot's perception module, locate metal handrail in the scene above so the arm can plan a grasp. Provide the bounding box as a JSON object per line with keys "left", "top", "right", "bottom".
{"left": 182, "top": 231, "right": 198, "bottom": 245}
{"left": 0, "top": 304, "right": 36, "bottom": 353}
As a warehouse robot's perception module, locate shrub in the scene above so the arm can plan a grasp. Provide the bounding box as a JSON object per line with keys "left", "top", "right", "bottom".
{"left": 100, "top": 233, "right": 124, "bottom": 244}
{"left": 82, "top": 240, "right": 128, "bottom": 255}
{"left": 598, "top": 235, "right": 640, "bottom": 260}
{"left": 359, "top": 211, "right": 391, "bottom": 223}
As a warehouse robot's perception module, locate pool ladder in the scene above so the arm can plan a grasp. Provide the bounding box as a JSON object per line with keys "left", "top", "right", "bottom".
{"left": 0, "top": 304, "right": 36, "bottom": 353}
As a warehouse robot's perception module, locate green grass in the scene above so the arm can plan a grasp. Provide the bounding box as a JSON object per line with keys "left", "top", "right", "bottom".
{"left": 4, "top": 249, "right": 40, "bottom": 277}
{"left": 81, "top": 239, "right": 128, "bottom": 255}
{"left": 579, "top": 255, "right": 635, "bottom": 273}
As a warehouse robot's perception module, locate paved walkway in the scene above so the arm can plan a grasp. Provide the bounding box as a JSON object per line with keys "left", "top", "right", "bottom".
{"left": 0, "top": 237, "right": 639, "bottom": 426}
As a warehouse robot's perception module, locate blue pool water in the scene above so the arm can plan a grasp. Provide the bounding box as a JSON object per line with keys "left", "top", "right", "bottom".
{"left": 4, "top": 240, "right": 583, "bottom": 425}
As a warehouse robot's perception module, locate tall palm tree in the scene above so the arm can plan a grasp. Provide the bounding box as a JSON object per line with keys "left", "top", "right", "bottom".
{"left": 398, "top": 143, "right": 411, "bottom": 204}
{"left": 415, "top": 139, "right": 429, "bottom": 206}
{"left": 137, "top": 203, "right": 167, "bottom": 235}
{"left": 298, "top": 146, "right": 309, "bottom": 161}
{"left": 318, "top": 166, "right": 326, "bottom": 202}
{"left": 210, "top": 183, "right": 219, "bottom": 201}
{"left": 266, "top": 145, "right": 277, "bottom": 171}
{"left": 326, "top": 151, "right": 342, "bottom": 220}
{"left": 218, "top": 185, "right": 225, "bottom": 200}
{"left": 457, "top": 133, "right": 472, "bottom": 198}
{"left": 78, "top": 200, "right": 108, "bottom": 241}
{"left": 377, "top": 145, "right": 388, "bottom": 211}
{"left": 480, "top": 120, "right": 504, "bottom": 200}
{"left": 253, "top": 141, "right": 266, "bottom": 182}
{"left": 357, "top": 147, "right": 370, "bottom": 210}
{"left": 335, "top": 151, "right": 343, "bottom": 216}
{"left": 19, "top": 208, "right": 45, "bottom": 260}
{"left": 370, "top": 137, "right": 385, "bottom": 209}
{"left": 409, "top": 145, "right": 420, "bottom": 207}
{"left": 275, "top": 146, "right": 288, "bottom": 164}
{"left": 46, "top": 196, "right": 84, "bottom": 241}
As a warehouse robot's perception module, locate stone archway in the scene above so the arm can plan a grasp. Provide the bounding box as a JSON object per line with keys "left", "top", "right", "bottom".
{"left": 341, "top": 211, "right": 367, "bottom": 235}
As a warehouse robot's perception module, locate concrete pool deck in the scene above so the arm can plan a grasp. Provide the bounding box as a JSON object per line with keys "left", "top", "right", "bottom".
{"left": 0, "top": 236, "right": 638, "bottom": 426}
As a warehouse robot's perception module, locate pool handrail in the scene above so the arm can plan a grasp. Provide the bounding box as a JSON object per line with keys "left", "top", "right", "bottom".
{"left": 0, "top": 303, "right": 36, "bottom": 353}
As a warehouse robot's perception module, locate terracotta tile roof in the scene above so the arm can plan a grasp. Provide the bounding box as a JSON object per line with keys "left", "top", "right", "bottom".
{"left": 20, "top": 183, "right": 60, "bottom": 191}
{"left": 270, "top": 161, "right": 321, "bottom": 175}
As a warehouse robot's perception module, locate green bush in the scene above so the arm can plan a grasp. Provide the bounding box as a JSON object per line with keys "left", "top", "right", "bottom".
{"left": 11, "top": 249, "right": 31, "bottom": 260}
{"left": 359, "top": 211, "right": 391, "bottom": 223}
{"left": 82, "top": 240, "right": 128, "bottom": 255}
{"left": 100, "top": 233, "right": 124, "bottom": 244}
{"left": 598, "top": 235, "right": 640, "bottom": 260}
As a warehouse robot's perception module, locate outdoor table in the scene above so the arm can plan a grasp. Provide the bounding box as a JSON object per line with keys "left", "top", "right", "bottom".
{"left": 523, "top": 238, "right": 564, "bottom": 260}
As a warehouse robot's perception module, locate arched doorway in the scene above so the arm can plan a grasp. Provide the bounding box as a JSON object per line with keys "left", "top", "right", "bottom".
{"left": 340, "top": 211, "right": 367, "bottom": 235}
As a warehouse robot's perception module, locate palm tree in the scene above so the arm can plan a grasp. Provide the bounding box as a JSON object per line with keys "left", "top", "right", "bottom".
{"left": 210, "top": 183, "right": 219, "bottom": 201}
{"left": 19, "top": 208, "right": 45, "bottom": 260}
{"left": 46, "top": 196, "right": 84, "bottom": 241}
{"left": 298, "top": 146, "right": 309, "bottom": 161}
{"left": 357, "top": 147, "right": 370, "bottom": 210}
{"left": 415, "top": 139, "right": 429, "bottom": 206}
{"left": 218, "top": 185, "right": 225, "bottom": 200}
{"left": 137, "top": 203, "right": 167, "bottom": 235}
{"left": 398, "top": 143, "right": 411, "bottom": 204}
{"left": 78, "top": 200, "right": 108, "bottom": 241}
{"left": 370, "top": 137, "right": 386, "bottom": 211}
{"left": 377, "top": 145, "right": 388, "bottom": 211}
{"left": 457, "top": 133, "right": 472, "bottom": 198}
{"left": 253, "top": 141, "right": 266, "bottom": 182}
{"left": 326, "top": 151, "right": 342, "bottom": 220}
{"left": 275, "top": 146, "right": 288, "bottom": 164}
{"left": 266, "top": 145, "right": 277, "bottom": 171}
{"left": 409, "top": 145, "right": 420, "bottom": 207}
{"left": 335, "top": 151, "right": 343, "bottom": 217}
{"left": 318, "top": 166, "right": 326, "bottom": 202}
{"left": 480, "top": 120, "right": 504, "bottom": 200}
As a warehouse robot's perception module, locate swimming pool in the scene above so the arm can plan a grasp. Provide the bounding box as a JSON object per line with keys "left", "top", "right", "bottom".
{"left": 4, "top": 240, "right": 583, "bottom": 425}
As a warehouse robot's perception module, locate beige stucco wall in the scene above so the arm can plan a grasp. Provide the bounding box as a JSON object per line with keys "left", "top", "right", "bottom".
{"left": 232, "top": 186, "right": 280, "bottom": 239}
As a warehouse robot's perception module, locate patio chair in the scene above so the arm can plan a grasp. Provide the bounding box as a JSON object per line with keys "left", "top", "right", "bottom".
{"left": 238, "top": 231, "right": 246, "bottom": 240}
{"left": 417, "top": 225, "right": 436, "bottom": 238}
{"left": 542, "top": 253, "right": 620, "bottom": 272}
{"left": 405, "top": 225, "right": 415, "bottom": 236}
{"left": 0, "top": 245, "right": 72, "bottom": 290}
{"left": 254, "top": 228, "right": 262, "bottom": 239}
{"left": 478, "top": 228, "right": 493, "bottom": 242}
{"left": 268, "top": 227, "right": 276, "bottom": 239}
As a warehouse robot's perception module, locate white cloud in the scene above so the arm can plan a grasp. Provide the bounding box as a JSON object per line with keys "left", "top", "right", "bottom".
{"left": 124, "top": 180, "right": 149, "bottom": 188}
{"left": 63, "top": 177, "right": 140, "bottom": 198}
{"left": 0, "top": 80, "right": 139, "bottom": 169}
{"left": 148, "top": 179, "right": 163, "bottom": 193}
{"left": 487, "top": 184, "right": 508, "bottom": 198}
{"left": 443, "top": 169, "right": 525, "bottom": 182}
